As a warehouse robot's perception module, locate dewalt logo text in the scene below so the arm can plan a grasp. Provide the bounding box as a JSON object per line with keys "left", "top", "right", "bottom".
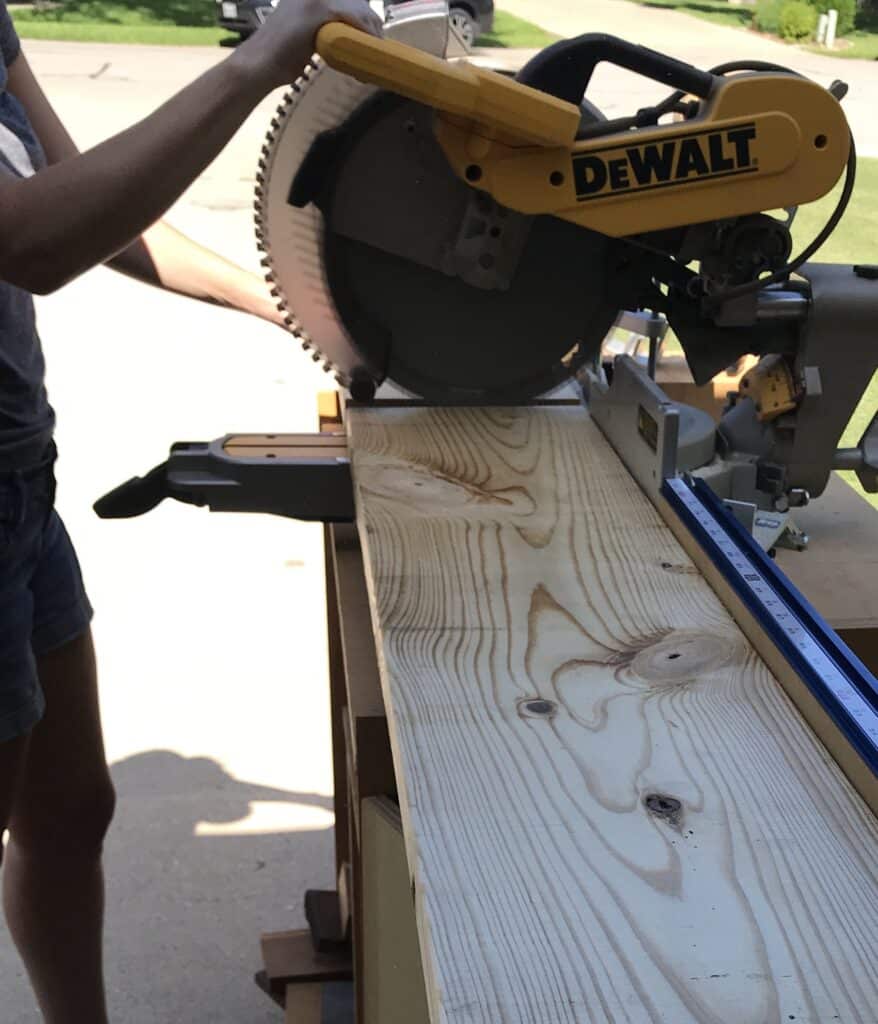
{"left": 572, "top": 123, "right": 758, "bottom": 202}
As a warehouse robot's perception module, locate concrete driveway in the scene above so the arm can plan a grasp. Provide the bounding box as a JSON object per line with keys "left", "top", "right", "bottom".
{"left": 1, "top": 39, "right": 336, "bottom": 1024}
{"left": 498, "top": 0, "right": 878, "bottom": 155}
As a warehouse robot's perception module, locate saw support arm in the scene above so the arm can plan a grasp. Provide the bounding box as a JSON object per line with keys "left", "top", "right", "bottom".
{"left": 314, "top": 22, "right": 581, "bottom": 147}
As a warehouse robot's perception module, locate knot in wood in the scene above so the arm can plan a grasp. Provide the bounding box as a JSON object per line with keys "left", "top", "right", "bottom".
{"left": 518, "top": 698, "right": 557, "bottom": 719}
{"left": 644, "top": 792, "right": 683, "bottom": 827}
{"left": 630, "top": 630, "right": 737, "bottom": 688}
{"left": 660, "top": 560, "right": 698, "bottom": 576}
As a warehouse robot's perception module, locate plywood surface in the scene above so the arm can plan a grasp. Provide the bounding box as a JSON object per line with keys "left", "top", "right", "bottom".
{"left": 775, "top": 473, "right": 878, "bottom": 630}
{"left": 361, "top": 797, "right": 431, "bottom": 1024}
{"left": 347, "top": 404, "right": 878, "bottom": 1024}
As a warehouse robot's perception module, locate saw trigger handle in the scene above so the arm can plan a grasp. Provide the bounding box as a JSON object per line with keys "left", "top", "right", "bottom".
{"left": 94, "top": 462, "right": 170, "bottom": 519}
{"left": 516, "top": 33, "right": 717, "bottom": 105}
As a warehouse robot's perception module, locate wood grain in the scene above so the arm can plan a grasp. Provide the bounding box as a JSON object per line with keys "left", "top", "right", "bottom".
{"left": 347, "top": 404, "right": 878, "bottom": 1024}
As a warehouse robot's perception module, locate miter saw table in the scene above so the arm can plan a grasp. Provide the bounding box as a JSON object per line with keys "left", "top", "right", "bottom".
{"left": 94, "top": 5, "right": 878, "bottom": 1018}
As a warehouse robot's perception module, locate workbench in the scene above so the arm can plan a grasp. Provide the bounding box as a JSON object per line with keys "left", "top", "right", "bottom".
{"left": 258, "top": 389, "right": 878, "bottom": 1024}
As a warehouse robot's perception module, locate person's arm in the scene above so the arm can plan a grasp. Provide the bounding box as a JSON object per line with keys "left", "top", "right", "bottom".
{"left": 111, "top": 222, "right": 286, "bottom": 326}
{"left": 0, "top": 0, "right": 381, "bottom": 297}
{"left": 6, "top": 50, "right": 284, "bottom": 323}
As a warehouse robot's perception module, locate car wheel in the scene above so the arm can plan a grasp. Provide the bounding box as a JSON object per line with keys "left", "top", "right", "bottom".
{"left": 448, "top": 6, "right": 478, "bottom": 47}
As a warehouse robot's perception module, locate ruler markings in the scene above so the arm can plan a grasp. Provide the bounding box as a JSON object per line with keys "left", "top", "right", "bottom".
{"left": 664, "top": 476, "right": 878, "bottom": 764}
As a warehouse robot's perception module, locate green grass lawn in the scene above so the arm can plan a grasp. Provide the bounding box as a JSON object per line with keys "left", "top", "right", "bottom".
{"left": 476, "top": 10, "right": 558, "bottom": 48}
{"left": 14, "top": 19, "right": 227, "bottom": 44}
{"left": 11, "top": 0, "right": 555, "bottom": 48}
{"left": 806, "top": 9, "right": 878, "bottom": 58}
{"left": 626, "top": 0, "right": 878, "bottom": 59}
{"left": 638, "top": 0, "right": 754, "bottom": 29}
{"left": 11, "top": 0, "right": 228, "bottom": 44}
{"left": 819, "top": 27, "right": 878, "bottom": 58}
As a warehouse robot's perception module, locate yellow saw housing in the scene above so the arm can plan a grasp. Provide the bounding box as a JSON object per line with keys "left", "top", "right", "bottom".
{"left": 315, "top": 23, "right": 850, "bottom": 237}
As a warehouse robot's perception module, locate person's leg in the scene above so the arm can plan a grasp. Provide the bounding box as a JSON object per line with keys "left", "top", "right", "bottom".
{"left": 2, "top": 628, "right": 115, "bottom": 1024}
{"left": 0, "top": 732, "right": 31, "bottom": 850}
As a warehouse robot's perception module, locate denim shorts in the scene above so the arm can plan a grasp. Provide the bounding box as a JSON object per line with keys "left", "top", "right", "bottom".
{"left": 0, "top": 446, "right": 93, "bottom": 744}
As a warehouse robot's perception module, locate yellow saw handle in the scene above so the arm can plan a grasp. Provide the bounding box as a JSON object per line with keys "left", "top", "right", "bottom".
{"left": 314, "top": 22, "right": 580, "bottom": 148}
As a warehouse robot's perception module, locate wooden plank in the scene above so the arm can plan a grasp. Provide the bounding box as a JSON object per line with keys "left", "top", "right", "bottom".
{"left": 347, "top": 404, "right": 878, "bottom": 1024}
{"left": 361, "top": 797, "right": 431, "bottom": 1024}
{"left": 330, "top": 524, "right": 397, "bottom": 801}
{"left": 319, "top": 390, "right": 343, "bottom": 431}
{"left": 338, "top": 861, "right": 353, "bottom": 941}
{"left": 286, "top": 983, "right": 322, "bottom": 1024}
{"left": 223, "top": 433, "right": 347, "bottom": 448}
{"left": 304, "top": 890, "right": 348, "bottom": 953}
{"left": 839, "top": 627, "right": 878, "bottom": 676}
{"left": 658, "top": 354, "right": 756, "bottom": 420}
{"left": 324, "top": 523, "right": 351, "bottom": 877}
{"left": 283, "top": 982, "right": 355, "bottom": 1024}
{"left": 260, "top": 930, "right": 352, "bottom": 987}
{"left": 347, "top": 768, "right": 366, "bottom": 1024}
{"left": 657, "top": 491, "right": 878, "bottom": 820}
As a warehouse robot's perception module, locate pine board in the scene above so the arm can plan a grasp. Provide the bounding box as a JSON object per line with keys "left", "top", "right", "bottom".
{"left": 347, "top": 404, "right": 878, "bottom": 1024}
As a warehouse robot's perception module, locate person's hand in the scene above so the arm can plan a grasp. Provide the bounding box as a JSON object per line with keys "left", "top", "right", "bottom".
{"left": 233, "top": 0, "right": 383, "bottom": 94}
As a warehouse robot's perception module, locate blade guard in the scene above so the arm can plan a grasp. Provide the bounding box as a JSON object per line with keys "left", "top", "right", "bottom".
{"left": 314, "top": 23, "right": 851, "bottom": 237}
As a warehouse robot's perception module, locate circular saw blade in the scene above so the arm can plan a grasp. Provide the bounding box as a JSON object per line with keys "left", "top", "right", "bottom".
{"left": 255, "top": 58, "right": 377, "bottom": 379}
{"left": 256, "top": 42, "right": 619, "bottom": 402}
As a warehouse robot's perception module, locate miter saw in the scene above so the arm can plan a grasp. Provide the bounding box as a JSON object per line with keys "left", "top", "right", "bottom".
{"left": 97, "top": 1, "right": 878, "bottom": 552}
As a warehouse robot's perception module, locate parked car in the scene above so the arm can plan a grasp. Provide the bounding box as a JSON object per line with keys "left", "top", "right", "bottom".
{"left": 215, "top": 0, "right": 494, "bottom": 48}
{"left": 442, "top": 0, "right": 494, "bottom": 46}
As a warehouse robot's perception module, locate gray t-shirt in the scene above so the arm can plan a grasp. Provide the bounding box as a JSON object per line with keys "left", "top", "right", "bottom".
{"left": 0, "top": 2, "right": 54, "bottom": 471}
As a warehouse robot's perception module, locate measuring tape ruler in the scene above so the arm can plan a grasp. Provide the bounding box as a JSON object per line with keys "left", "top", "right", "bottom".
{"left": 662, "top": 475, "right": 878, "bottom": 799}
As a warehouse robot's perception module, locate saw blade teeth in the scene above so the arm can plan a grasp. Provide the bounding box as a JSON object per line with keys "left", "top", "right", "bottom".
{"left": 254, "top": 56, "right": 370, "bottom": 382}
